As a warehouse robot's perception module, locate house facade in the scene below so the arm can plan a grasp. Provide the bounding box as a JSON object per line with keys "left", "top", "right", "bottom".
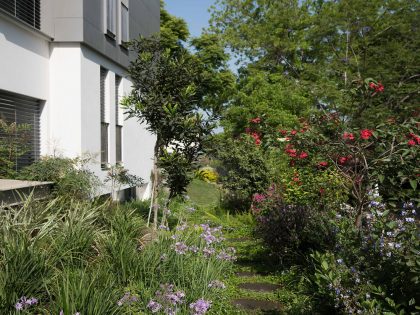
{"left": 0, "top": 0, "right": 159, "bottom": 199}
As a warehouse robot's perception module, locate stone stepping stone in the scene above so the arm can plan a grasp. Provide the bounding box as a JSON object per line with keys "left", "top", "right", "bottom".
{"left": 237, "top": 282, "right": 281, "bottom": 292}
{"left": 236, "top": 271, "right": 258, "bottom": 277}
{"left": 232, "top": 298, "right": 282, "bottom": 312}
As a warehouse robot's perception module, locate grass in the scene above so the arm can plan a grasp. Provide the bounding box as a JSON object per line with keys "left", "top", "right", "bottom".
{"left": 187, "top": 179, "right": 220, "bottom": 207}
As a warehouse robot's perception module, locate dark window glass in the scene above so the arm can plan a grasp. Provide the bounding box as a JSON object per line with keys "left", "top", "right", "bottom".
{"left": 106, "top": 0, "right": 116, "bottom": 37}
{"left": 121, "top": 3, "right": 128, "bottom": 43}
{"left": 100, "top": 67, "right": 109, "bottom": 168}
{"left": 116, "top": 125, "right": 122, "bottom": 163}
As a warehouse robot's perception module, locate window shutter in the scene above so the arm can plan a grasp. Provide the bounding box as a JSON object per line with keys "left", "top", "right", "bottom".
{"left": 0, "top": 0, "right": 41, "bottom": 29}
{"left": 0, "top": 89, "right": 40, "bottom": 169}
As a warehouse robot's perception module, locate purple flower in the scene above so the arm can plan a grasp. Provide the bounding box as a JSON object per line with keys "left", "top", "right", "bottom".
{"left": 176, "top": 223, "right": 188, "bottom": 231}
{"left": 202, "top": 247, "right": 215, "bottom": 258}
{"left": 174, "top": 242, "right": 188, "bottom": 255}
{"left": 405, "top": 217, "right": 415, "bottom": 223}
{"left": 208, "top": 280, "right": 226, "bottom": 289}
{"left": 159, "top": 225, "right": 169, "bottom": 231}
{"left": 147, "top": 300, "right": 162, "bottom": 313}
{"left": 25, "top": 297, "right": 38, "bottom": 305}
{"left": 201, "top": 232, "right": 217, "bottom": 245}
{"left": 190, "top": 299, "right": 212, "bottom": 315}
{"left": 60, "top": 310, "right": 64, "bottom": 315}
{"left": 15, "top": 302, "right": 23, "bottom": 310}
{"left": 189, "top": 245, "right": 199, "bottom": 253}
{"left": 336, "top": 258, "right": 343, "bottom": 264}
{"left": 117, "top": 292, "right": 139, "bottom": 306}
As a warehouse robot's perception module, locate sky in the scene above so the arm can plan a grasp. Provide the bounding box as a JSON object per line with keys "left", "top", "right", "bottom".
{"left": 164, "top": 0, "right": 215, "bottom": 38}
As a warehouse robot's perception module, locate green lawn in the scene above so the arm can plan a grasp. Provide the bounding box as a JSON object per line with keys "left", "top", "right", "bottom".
{"left": 187, "top": 178, "right": 221, "bottom": 207}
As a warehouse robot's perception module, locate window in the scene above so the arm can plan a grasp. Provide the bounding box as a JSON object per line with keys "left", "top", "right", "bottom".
{"left": 106, "top": 0, "right": 116, "bottom": 38}
{"left": 115, "top": 75, "right": 123, "bottom": 163}
{"left": 0, "top": 0, "right": 41, "bottom": 30}
{"left": 120, "top": 3, "right": 129, "bottom": 44}
{"left": 0, "top": 89, "right": 40, "bottom": 170}
{"left": 100, "top": 67, "right": 109, "bottom": 169}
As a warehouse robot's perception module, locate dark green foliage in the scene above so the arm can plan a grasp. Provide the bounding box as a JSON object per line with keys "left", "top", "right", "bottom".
{"left": 211, "top": 136, "right": 270, "bottom": 211}
{"left": 0, "top": 119, "right": 31, "bottom": 178}
{"left": 123, "top": 4, "right": 234, "bottom": 199}
{"left": 211, "top": 0, "right": 420, "bottom": 126}
{"left": 18, "top": 156, "right": 100, "bottom": 200}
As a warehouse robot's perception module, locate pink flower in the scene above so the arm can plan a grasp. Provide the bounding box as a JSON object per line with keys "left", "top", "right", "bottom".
{"left": 318, "top": 161, "right": 328, "bottom": 167}
{"left": 299, "top": 152, "right": 308, "bottom": 159}
{"left": 290, "top": 130, "right": 298, "bottom": 135}
{"left": 250, "top": 117, "right": 261, "bottom": 124}
{"left": 408, "top": 139, "right": 416, "bottom": 146}
{"left": 338, "top": 157, "right": 348, "bottom": 165}
{"left": 343, "top": 132, "right": 355, "bottom": 141}
{"left": 360, "top": 129, "right": 373, "bottom": 140}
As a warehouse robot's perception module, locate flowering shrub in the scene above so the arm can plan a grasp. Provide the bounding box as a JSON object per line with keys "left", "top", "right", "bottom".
{"left": 252, "top": 186, "right": 336, "bottom": 261}
{"left": 195, "top": 167, "right": 218, "bottom": 183}
{"left": 270, "top": 115, "right": 419, "bottom": 226}
{"left": 311, "top": 200, "right": 419, "bottom": 314}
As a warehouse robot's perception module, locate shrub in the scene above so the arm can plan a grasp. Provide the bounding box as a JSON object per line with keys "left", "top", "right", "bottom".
{"left": 0, "top": 119, "right": 31, "bottom": 178}
{"left": 195, "top": 167, "right": 218, "bottom": 183}
{"left": 211, "top": 135, "right": 271, "bottom": 211}
{"left": 18, "top": 156, "right": 100, "bottom": 200}
{"left": 252, "top": 186, "right": 336, "bottom": 263}
{"left": 311, "top": 200, "right": 419, "bottom": 314}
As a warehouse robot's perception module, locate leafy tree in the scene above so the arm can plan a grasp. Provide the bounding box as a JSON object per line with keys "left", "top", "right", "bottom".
{"left": 122, "top": 3, "right": 234, "bottom": 206}
{"left": 210, "top": 0, "right": 420, "bottom": 126}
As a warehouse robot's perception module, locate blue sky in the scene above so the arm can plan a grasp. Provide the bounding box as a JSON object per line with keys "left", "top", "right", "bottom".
{"left": 165, "top": 0, "right": 215, "bottom": 38}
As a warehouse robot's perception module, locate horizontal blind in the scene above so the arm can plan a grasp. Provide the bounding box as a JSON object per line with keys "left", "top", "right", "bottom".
{"left": 0, "top": 89, "right": 40, "bottom": 169}
{"left": 100, "top": 67, "right": 107, "bottom": 122}
{"left": 0, "top": 0, "right": 41, "bottom": 30}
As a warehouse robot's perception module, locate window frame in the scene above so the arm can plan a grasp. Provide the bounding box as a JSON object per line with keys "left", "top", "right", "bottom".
{"left": 120, "top": 2, "right": 129, "bottom": 45}
{"left": 100, "top": 67, "right": 110, "bottom": 169}
{"left": 105, "top": 0, "right": 117, "bottom": 39}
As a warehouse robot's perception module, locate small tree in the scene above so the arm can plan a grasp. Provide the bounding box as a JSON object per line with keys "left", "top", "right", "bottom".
{"left": 122, "top": 4, "right": 233, "bottom": 227}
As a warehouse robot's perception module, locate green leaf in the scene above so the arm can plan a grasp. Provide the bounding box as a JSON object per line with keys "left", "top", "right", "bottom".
{"left": 378, "top": 174, "right": 385, "bottom": 183}
{"left": 409, "top": 179, "right": 417, "bottom": 190}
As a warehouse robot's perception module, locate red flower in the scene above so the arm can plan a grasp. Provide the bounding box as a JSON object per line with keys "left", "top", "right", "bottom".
{"left": 408, "top": 139, "right": 416, "bottom": 146}
{"left": 245, "top": 127, "right": 251, "bottom": 134}
{"left": 299, "top": 152, "right": 308, "bottom": 159}
{"left": 360, "top": 129, "right": 373, "bottom": 140}
{"left": 338, "top": 157, "right": 348, "bottom": 165}
{"left": 319, "top": 188, "right": 325, "bottom": 195}
{"left": 408, "top": 133, "right": 420, "bottom": 145}
{"left": 369, "top": 82, "right": 377, "bottom": 89}
{"left": 250, "top": 117, "right": 261, "bottom": 124}
{"left": 318, "top": 161, "right": 328, "bottom": 167}
{"left": 368, "top": 81, "right": 384, "bottom": 93}
{"left": 279, "top": 129, "right": 288, "bottom": 135}
{"left": 290, "top": 130, "right": 298, "bottom": 135}
{"left": 343, "top": 132, "right": 355, "bottom": 141}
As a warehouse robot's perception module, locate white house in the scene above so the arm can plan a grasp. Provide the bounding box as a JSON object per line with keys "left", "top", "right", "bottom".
{"left": 0, "top": 0, "right": 159, "bottom": 200}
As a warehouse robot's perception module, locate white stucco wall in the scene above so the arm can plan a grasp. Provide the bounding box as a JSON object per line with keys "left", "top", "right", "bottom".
{"left": 80, "top": 45, "right": 156, "bottom": 198}
{"left": 0, "top": 17, "right": 49, "bottom": 100}
{"left": 47, "top": 43, "right": 83, "bottom": 157}
{"left": 0, "top": 17, "right": 155, "bottom": 200}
